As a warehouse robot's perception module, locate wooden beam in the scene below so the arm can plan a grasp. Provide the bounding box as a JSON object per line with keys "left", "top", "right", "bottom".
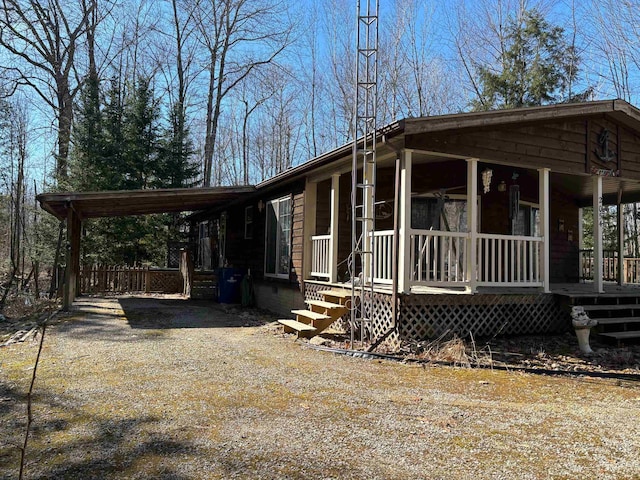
{"left": 63, "top": 206, "right": 81, "bottom": 310}
{"left": 618, "top": 187, "right": 625, "bottom": 286}
{"left": 302, "top": 180, "right": 317, "bottom": 282}
{"left": 593, "top": 176, "right": 604, "bottom": 293}
{"left": 329, "top": 174, "right": 340, "bottom": 283}
{"left": 467, "top": 159, "right": 479, "bottom": 293}
{"left": 539, "top": 168, "right": 550, "bottom": 293}
{"left": 398, "top": 149, "right": 412, "bottom": 293}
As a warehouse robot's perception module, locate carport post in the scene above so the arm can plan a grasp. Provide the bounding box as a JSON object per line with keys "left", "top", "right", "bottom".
{"left": 63, "top": 205, "right": 82, "bottom": 310}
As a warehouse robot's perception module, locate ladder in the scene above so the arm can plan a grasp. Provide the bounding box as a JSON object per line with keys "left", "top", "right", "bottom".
{"left": 351, "top": 0, "right": 379, "bottom": 347}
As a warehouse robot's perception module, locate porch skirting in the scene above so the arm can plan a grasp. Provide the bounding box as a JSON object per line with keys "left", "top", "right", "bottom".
{"left": 304, "top": 282, "right": 570, "bottom": 350}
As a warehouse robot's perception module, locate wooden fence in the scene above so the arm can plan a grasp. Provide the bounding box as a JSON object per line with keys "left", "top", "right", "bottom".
{"left": 80, "top": 265, "right": 183, "bottom": 294}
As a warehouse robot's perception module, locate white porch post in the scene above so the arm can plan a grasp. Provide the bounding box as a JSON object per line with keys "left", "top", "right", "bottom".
{"left": 329, "top": 174, "right": 340, "bottom": 283}
{"left": 617, "top": 190, "right": 625, "bottom": 286}
{"left": 302, "top": 180, "right": 317, "bottom": 282}
{"left": 466, "top": 159, "right": 478, "bottom": 293}
{"left": 593, "top": 176, "right": 604, "bottom": 293}
{"left": 538, "top": 168, "right": 550, "bottom": 293}
{"left": 398, "top": 149, "right": 412, "bottom": 293}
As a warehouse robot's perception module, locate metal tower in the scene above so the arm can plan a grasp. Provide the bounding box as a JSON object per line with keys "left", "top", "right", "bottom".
{"left": 351, "top": 0, "right": 379, "bottom": 347}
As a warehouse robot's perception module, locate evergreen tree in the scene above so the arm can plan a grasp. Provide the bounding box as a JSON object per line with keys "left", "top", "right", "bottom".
{"left": 68, "top": 75, "right": 104, "bottom": 191}
{"left": 122, "top": 76, "right": 161, "bottom": 190}
{"left": 155, "top": 102, "right": 199, "bottom": 189}
{"left": 473, "top": 9, "right": 590, "bottom": 111}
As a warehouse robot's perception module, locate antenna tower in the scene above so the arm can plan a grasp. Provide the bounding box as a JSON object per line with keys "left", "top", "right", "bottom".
{"left": 351, "top": 0, "right": 379, "bottom": 347}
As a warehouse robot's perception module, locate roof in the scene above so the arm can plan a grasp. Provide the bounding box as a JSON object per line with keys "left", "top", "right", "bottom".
{"left": 257, "top": 99, "right": 640, "bottom": 189}
{"left": 37, "top": 186, "right": 256, "bottom": 220}
{"left": 403, "top": 99, "right": 640, "bottom": 135}
{"left": 38, "top": 100, "right": 640, "bottom": 220}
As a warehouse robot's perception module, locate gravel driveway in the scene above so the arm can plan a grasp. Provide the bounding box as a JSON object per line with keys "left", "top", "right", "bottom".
{"left": 2, "top": 294, "right": 640, "bottom": 479}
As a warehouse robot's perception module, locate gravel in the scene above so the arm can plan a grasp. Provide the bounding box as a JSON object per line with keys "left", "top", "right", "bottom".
{"left": 1, "top": 294, "right": 640, "bottom": 479}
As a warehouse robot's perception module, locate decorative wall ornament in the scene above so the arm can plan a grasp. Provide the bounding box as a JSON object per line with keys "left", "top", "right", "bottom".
{"left": 481, "top": 168, "right": 493, "bottom": 194}
{"left": 595, "top": 128, "right": 616, "bottom": 163}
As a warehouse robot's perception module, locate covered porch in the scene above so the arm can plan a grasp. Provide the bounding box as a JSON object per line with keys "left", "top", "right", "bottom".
{"left": 306, "top": 153, "right": 640, "bottom": 296}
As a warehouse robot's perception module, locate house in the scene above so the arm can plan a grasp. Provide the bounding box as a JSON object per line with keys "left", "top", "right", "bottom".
{"left": 38, "top": 100, "right": 640, "bottom": 348}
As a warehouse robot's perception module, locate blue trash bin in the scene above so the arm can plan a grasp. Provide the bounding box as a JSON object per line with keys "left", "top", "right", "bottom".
{"left": 217, "top": 268, "right": 245, "bottom": 304}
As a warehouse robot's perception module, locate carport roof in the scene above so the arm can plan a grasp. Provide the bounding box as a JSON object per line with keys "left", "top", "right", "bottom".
{"left": 37, "top": 186, "right": 256, "bottom": 220}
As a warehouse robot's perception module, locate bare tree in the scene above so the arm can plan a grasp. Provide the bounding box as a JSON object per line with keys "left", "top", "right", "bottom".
{"left": 0, "top": 0, "right": 96, "bottom": 180}
{"left": 193, "top": 0, "right": 292, "bottom": 186}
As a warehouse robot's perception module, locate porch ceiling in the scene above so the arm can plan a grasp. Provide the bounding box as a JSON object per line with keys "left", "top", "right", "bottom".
{"left": 551, "top": 173, "right": 640, "bottom": 207}
{"left": 37, "top": 186, "right": 256, "bottom": 220}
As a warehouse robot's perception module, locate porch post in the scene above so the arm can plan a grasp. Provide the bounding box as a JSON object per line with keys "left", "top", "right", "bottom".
{"left": 63, "top": 205, "right": 81, "bottom": 311}
{"left": 398, "top": 149, "right": 412, "bottom": 293}
{"left": 302, "top": 180, "right": 317, "bottom": 282}
{"left": 466, "top": 158, "right": 478, "bottom": 293}
{"left": 617, "top": 189, "right": 625, "bottom": 286}
{"left": 329, "top": 174, "right": 340, "bottom": 283}
{"left": 593, "top": 176, "right": 604, "bottom": 293}
{"left": 538, "top": 168, "right": 550, "bottom": 293}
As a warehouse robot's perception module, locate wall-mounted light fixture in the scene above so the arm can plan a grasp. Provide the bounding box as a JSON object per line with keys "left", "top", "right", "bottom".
{"left": 498, "top": 180, "right": 507, "bottom": 192}
{"left": 257, "top": 200, "right": 264, "bottom": 212}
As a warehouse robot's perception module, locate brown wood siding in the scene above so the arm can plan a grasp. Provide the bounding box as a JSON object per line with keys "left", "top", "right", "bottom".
{"left": 549, "top": 188, "right": 580, "bottom": 282}
{"left": 406, "top": 120, "right": 588, "bottom": 175}
{"left": 620, "top": 127, "right": 640, "bottom": 180}
{"left": 315, "top": 178, "right": 331, "bottom": 235}
{"left": 291, "top": 192, "right": 304, "bottom": 287}
{"left": 218, "top": 181, "right": 305, "bottom": 286}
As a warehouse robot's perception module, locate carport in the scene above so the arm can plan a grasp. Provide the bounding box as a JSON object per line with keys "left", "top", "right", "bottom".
{"left": 37, "top": 186, "right": 255, "bottom": 309}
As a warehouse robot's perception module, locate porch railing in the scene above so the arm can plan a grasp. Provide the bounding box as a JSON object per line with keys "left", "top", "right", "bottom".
{"left": 410, "top": 230, "right": 468, "bottom": 286}
{"left": 372, "top": 230, "right": 393, "bottom": 284}
{"left": 310, "top": 230, "right": 544, "bottom": 289}
{"left": 310, "top": 234, "right": 331, "bottom": 279}
{"left": 579, "top": 249, "right": 640, "bottom": 283}
{"left": 476, "top": 234, "right": 543, "bottom": 286}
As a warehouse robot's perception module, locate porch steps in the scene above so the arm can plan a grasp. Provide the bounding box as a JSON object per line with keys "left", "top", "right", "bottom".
{"left": 191, "top": 271, "right": 218, "bottom": 300}
{"left": 279, "top": 319, "right": 317, "bottom": 336}
{"left": 277, "top": 290, "right": 351, "bottom": 338}
{"left": 567, "top": 294, "right": 640, "bottom": 345}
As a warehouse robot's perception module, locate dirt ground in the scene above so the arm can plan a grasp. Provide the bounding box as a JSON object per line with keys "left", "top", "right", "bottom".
{"left": 2, "top": 294, "right": 640, "bottom": 479}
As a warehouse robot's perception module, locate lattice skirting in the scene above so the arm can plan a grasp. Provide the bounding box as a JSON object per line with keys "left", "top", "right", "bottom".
{"left": 148, "top": 271, "right": 182, "bottom": 293}
{"left": 304, "top": 282, "right": 569, "bottom": 350}
{"left": 398, "top": 293, "right": 568, "bottom": 346}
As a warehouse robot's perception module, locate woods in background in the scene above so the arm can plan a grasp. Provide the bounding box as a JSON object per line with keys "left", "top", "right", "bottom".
{"left": 3, "top": 0, "right": 640, "bottom": 293}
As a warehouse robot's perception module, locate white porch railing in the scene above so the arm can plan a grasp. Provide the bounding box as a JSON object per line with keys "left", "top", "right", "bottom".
{"left": 410, "top": 230, "right": 468, "bottom": 286}
{"left": 311, "top": 234, "right": 331, "bottom": 279}
{"left": 311, "top": 230, "right": 545, "bottom": 289}
{"left": 476, "top": 234, "right": 543, "bottom": 286}
{"left": 372, "top": 230, "right": 393, "bottom": 284}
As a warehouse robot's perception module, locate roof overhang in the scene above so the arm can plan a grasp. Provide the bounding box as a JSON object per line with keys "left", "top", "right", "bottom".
{"left": 37, "top": 186, "right": 256, "bottom": 220}
{"left": 403, "top": 99, "right": 640, "bottom": 135}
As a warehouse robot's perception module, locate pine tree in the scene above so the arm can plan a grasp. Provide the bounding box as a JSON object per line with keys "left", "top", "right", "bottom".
{"left": 473, "top": 9, "right": 590, "bottom": 111}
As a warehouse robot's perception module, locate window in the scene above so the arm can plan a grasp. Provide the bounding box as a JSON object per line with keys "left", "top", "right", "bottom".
{"left": 411, "top": 194, "right": 479, "bottom": 231}
{"left": 244, "top": 206, "right": 253, "bottom": 239}
{"left": 265, "top": 196, "right": 292, "bottom": 278}
{"left": 513, "top": 203, "right": 540, "bottom": 236}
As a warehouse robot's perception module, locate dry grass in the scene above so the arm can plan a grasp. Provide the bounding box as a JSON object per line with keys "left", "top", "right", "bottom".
{"left": 1, "top": 295, "right": 640, "bottom": 479}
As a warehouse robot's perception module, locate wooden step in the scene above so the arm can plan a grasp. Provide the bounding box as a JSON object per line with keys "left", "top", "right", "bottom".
{"left": 306, "top": 299, "right": 345, "bottom": 310}
{"left": 291, "top": 309, "right": 331, "bottom": 323}
{"left": 597, "top": 330, "right": 640, "bottom": 341}
{"left": 319, "top": 289, "right": 352, "bottom": 299}
{"left": 581, "top": 304, "right": 640, "bottom": 312}
{"left": 594, "top": 317, "right": 640, "bottom": 325}
{"left": 278, "top": 319, "right": 317, "bottom": 337}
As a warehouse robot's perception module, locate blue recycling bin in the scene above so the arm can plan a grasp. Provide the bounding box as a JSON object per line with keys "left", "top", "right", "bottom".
{"left": 217, "top": 268, "right": 246, "bottom": 304}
